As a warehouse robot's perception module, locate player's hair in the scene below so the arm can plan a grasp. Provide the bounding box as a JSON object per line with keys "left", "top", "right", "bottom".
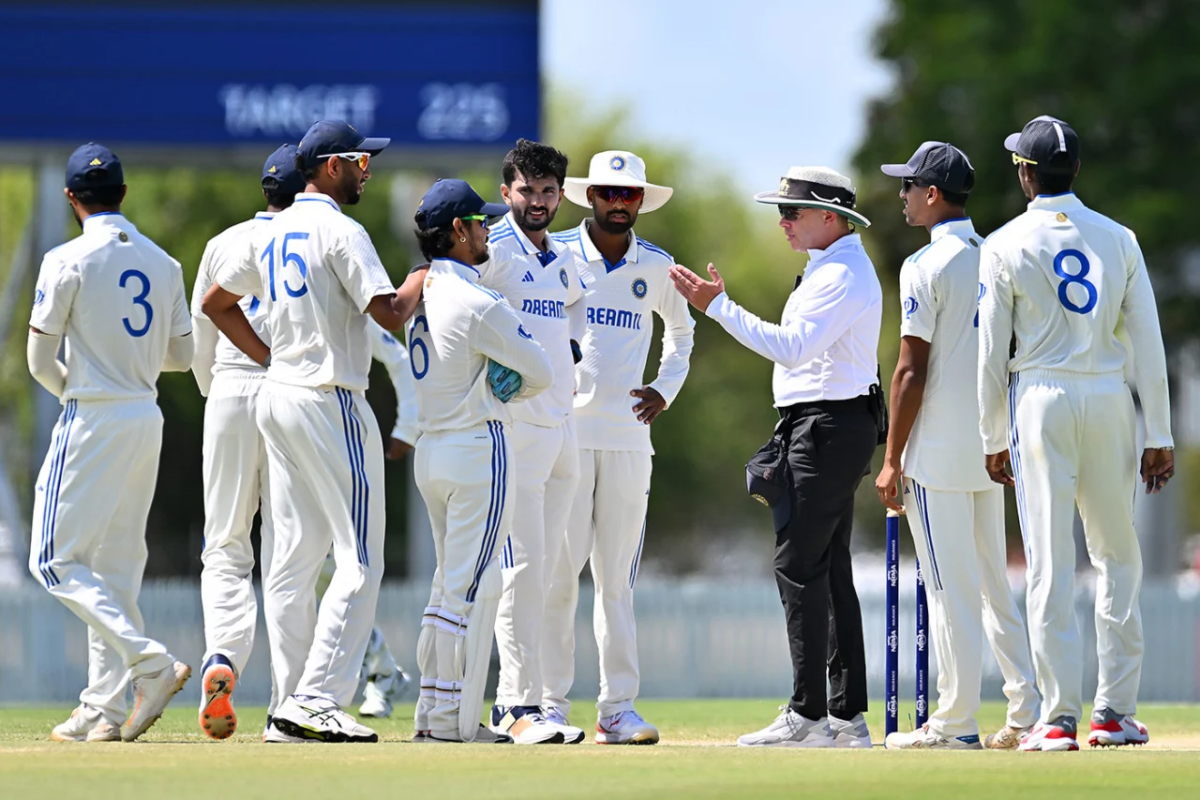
{"left": 502, "top": 139, "right": 569, "bottom": 188}
{"left": 262, "top": 176, "right": 298, "bottom": 210}
{"left": 72, "top": 171, "right": 123, "bottom": 208}
{"left": 296, "top": 154, "right": 320, "bottom": 184}
{"left": 1032, "top": 168, "right": 1075, "bottom": 196}
{"left": 937, "top": 187, "right": 970, "bottom": 209}
{"left": 415, "top": 225, "right": 456, "bottom": 261}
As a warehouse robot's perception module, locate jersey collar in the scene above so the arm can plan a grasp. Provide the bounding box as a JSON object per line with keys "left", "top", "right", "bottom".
{"left": 294, "top": 192, "right": 341, "bottom": 212}
{"left": 500, "top": 211, "right": 562, "bottom": 267}
{"left": 431, "top": 257, "right": 482, "bottom": 283}
{"left": 579, "top": 219, "right": 639, "bottom": 272}
{"left": 82, "top": 211, "right": 130, "bottom": 232}
{"left": 929, "top": 217, "right": 976, "bottom": 243}
{"left": 806, "top": 231, "right": 862, "bottom": 262}
{"left": 254, "top": 211, "right": 277, "bottom": 221}
{"left": 1027, "top": 191, "right": 1084, "bottom": 213}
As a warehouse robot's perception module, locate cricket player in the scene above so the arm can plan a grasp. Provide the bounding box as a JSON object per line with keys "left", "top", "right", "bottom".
{"left": 872, "top": 142, "right": 1040, "bottom": 750}
{"left": 478, "top": 140, "right": 587, "bottom": 746}
{"left": 407, "top": 178, "right": 554, "bottom": 743}
{"left": 29, "top": 143, "right": 193, "bottom": 743}
{"left": 203, "top": 119, "right": 414, "bottom": 743}
{"left": 543, "top": 151, "right": 694, "bottom": 744}
{"left": 978, "top": 116, "right": 1174, "bottom": 751}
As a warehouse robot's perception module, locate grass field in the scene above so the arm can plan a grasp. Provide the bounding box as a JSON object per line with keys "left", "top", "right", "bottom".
{"left": 4, "top": 700, "right": 1200, "bottom": 798}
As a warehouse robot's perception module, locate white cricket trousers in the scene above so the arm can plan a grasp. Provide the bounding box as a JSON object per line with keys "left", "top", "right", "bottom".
{"left": 257, "top": 382, "right": 385, "bottom": 709}
{"left": 1009, "top": 370, "right": 1143, "bottom": 723}
{"left": 902, "top": 481, "right": 1039, "bottom": 737}
{"left": 199, "top": 374, "right": 274, "bottom": 687}
{"left": 29, "top": 397, "right": 174, "bottom": 725}
{"left": 495, "top": 418, "right": 579, "bottom": 708}
{"left": 414, "top": 422, "right": 513, "bottom": 740}
{"left": 543, "top": 448, "right": 652, "bottom": 719}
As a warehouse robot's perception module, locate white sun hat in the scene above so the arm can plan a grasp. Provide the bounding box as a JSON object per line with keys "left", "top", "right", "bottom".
{"left": 754, "top": 166, "right": 871, "bottom": 227}
{"left": 563, "top": 150, "right": 674, "bottom": 213}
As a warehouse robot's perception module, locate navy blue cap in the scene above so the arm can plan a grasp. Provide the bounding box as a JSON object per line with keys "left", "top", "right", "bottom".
{"left": 297, "top": 120, "right": 389, "bottom": 168}
{"left": 1004, "top": 115, "right": 1079, "bottom": 174}
{"left": 415, "top": 179, "right": 509, "bottom": 230}
{"left": 66, "top": 143, "right": 123, "bottom": 192}
{"left": 262, "top": 144, "right": 305, "bottom": 196}
{"left": 881, "top": 141, "right": 975, "bottom": 194}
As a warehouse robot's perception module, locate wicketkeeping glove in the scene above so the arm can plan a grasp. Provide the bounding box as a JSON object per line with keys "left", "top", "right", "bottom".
{"left": 487, "top": 359, "right": 524, "bottom": 403}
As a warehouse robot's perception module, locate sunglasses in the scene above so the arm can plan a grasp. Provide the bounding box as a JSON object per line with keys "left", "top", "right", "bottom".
{"left": 461, "top": 214, "right": 489, "bottom": 229}
{"left": 778, "top": 206, "right": 803, "bottom": 221}
{"left": 901, "top": 178, "right": 930, "bottom": 192}
{"left": 318, "top": 151, "right": 371, "bottom": 171}
{"left": 1011, "top": 152, "right": 1038, "bottom": 166}
{"left": 593, "top": 186, "right": 645, "bottom": 204}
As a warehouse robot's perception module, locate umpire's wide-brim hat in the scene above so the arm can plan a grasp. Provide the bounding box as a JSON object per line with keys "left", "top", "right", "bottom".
{"left": 754, "top": 166, "right": 871, "bottom": 228}
{"left": 564, "top": 150, "right": 674, "bottom": 213}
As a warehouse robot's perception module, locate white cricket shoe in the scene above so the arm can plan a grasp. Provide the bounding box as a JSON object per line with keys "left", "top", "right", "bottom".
{"left": 597, "top": 709, "right": 660, "bottom": 745}
{"left": 540, "top": 706, "right": 585, "bottom": 744}
{"left": 198, "top": 656, "right": 238, "bottom": 740}
{"left": 51, "top": 705, "right": 121, "bottom": 742}
{"left": 885, "top": 724, "right": 982, "bottom": 750}
{"left": 737, "top": 707, "right": 834, "bottom": 748}
{"left": 263, "top": 719, "right": 309, "bottom": 744}
{"left": 1017, "top": 717, "right": 1079, "bottom": 752}
{"left": 122, "top": 660, "right": 192, "bottom": 742}
{"left": 358, "top": 679, "right": 393, "bottom": 719}
{"left": 271, "top": 695, "right": 378, "bottom": 743}
{"left": 490, "top": 705, "right": 566, "bottom": 745}
{"left": 984, "top": 724, "right": 1029, "bottom": 750}
{"left": 829, "top": 713, "right": 873, "bottom": 748}
{"left": 1088, "top": 709, "right": 1149, "bottom": 747}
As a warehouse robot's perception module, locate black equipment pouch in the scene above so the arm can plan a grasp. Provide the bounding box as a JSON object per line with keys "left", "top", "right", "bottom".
{"left": 746, "top": 416, "right": 794, "bottom": 530}
{"left": 868, "top": 367, "right": 889, "bottom": 446}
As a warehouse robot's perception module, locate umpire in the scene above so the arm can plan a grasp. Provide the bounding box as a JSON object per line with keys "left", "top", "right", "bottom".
{"left": 670, "top": 167, "right": 882, "bottom": 748}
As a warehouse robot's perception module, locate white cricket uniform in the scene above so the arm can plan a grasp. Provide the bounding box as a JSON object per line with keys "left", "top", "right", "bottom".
{"left": 896, "top": 217, "right": 1038, "bottom": 739}
{"left": 28, "top": 212, "right": 191, "bottom": 725}
{"left": 978, "top": 192, "right": 1172, "bottom": 723}
{"left": 543, "top": 220, "right": 694, "bottom": 718}
{"left": 192, "top": 212, "right": 275, "bottom": 684}
{"left": 214, "top": 192, "right": 395, "bottom": 709}
{"left": 479, "top": 213, "right": 586, "bottom": 709}
{"left": 408, "top": 257, "right": 553, "bottom": 740}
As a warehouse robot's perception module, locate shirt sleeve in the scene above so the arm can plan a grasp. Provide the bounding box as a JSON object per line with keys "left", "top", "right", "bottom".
{"left": 473, "top": 301, "right": 554, "bottom": 398}
{"left": 191, "top": 239, "right": 218, "bottom": 320}
{"left": 898, "top": 259, "right": 937, "bottom": 342}
{"left": 169, "top": 259, "right": 192, "bottom": 338}
{"left": 30, "top": 253, "right": 80, "bottom": 336}
{"left": 1121, "top": 230, "right": 1173, "bottom": 448}
{"left": 565, "top": 253, "right": 587, "bottom": 344}
{"left": 705, "top": 263, "right": 864, "bottom": 370}
{"left": 977, "top": 241, "right": 1015, "bottom": 454}
{"left": 369, "top": 323, "right": 420, "bottom": 444}
{"left": 650, "top": 268, "right": 695, "bottom": 406}
{"left": 331, "top": 223, "right": 396, "bottom": 313}
{"left": 213, "top": 239, "right": 263, "bottom": 299}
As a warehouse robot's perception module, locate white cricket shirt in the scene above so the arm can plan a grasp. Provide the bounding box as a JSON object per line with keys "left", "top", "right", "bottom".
{"left": 898, "top": 218, "right": 992, "bottom": 492}
{"left": 480, "top": 212, "right": 586, "bottom": 428}
{"left": 31, "top": 212, "right": 191, "bottom": 402}
{"left": 551, "top": 220, "right": 694, "bottom": 452}
{"left": 706, "top": 232, "right": 882, "bottom": 407}
{"left": 214, "top": 193, "right": 395, "bottom": 392}
{"left": 409, "top": 258, "right": 553, "bottom": 434}
{"left": 368, "top": 320, "right": 419, "bottom": 444}
{"left": 978, "top": 193, "right": 1173, "bottom": 454}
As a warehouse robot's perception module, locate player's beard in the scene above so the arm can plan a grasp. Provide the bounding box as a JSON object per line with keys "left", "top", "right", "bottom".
{"left": 513, "top": 201, "right": 555, "bottom": 232}
{"left": 341, "top": 170, "right": 364, "bottom": 206}
{"left": 594, "top": 209, "right": 635, "bottom": 235}
{"left": 70, "top": 206, "right": 82, "bottom": 229}
{"left": 471, "top": 238, "right": 489, "bottom": 266}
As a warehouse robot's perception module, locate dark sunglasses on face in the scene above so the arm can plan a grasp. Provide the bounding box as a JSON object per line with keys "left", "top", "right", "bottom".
{"left": 594, "top": 186, "right": 645, "bottom": 204}
{"left": 902, "top": 178, "right": 930, "bottom": 192}
{"left": 778, "top": 206, "right": 802, "bottom": 221}
{"left": 461, "top": 214, "right": 489, "bottom": 229}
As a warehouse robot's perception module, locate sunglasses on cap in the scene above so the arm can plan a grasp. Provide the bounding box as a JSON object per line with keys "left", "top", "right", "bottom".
{"left": 318, "top": 152, "right": 371, "bottom": 171}
{"left": 1011, "top": 152, "right": 1038, "bottom": 166}
{"left": 593, "top": 186, "right": 645, "bottom": 204}
{"left": 461, "top": 214, "right": 489, "bottom": 229}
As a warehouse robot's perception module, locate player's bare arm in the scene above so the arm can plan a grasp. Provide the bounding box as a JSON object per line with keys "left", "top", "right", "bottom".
{"left": 984, "top": 449, "right": 1016, "bottom": 487}
{"left": 201, "top": 283, "right": 270, "bottom": 366}
{"left": 669, "top": 263, "right": 724, "bottom": 313}
{"left": 367, "top": 265, "right": 429, "bottom": 331}
{"left": 875, "top": 336, "right": 930, "bottom": 511}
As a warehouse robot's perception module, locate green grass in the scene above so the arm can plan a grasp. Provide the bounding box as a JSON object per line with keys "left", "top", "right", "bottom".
{"left": 3, "top": 701, "right": 1199, "bottom": 798}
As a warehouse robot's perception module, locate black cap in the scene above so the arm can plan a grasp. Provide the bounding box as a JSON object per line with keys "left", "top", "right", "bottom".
{"left": 415, "top": 179, "right": 509, "bottom": 230}
{"left": 296, "top": 120, "right": 390, "bottom": 169}
{"left": 262, "top": 144, "right": 305, "bottom": 196}
{"left": 1004, "top": 115, "right": 1079, "bottom": 174}
{"left": 66, "top": 143, "right": 123, "bottom": 192}
{"left": 880, "top": 141, "right": 975, "bottom": 194}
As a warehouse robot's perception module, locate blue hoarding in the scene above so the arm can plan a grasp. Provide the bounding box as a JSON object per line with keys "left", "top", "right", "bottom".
{"left": 0, "top": 5, "right": 539, "bottom": 150}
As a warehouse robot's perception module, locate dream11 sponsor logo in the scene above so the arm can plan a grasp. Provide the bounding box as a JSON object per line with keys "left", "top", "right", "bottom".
{"left": 219, "top": 84, "right": 378, "bottom": 138}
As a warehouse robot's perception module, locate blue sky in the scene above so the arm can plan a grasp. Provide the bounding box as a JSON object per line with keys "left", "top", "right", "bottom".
{"left": 542, "top": 0, "right": 892, "bottom": 196}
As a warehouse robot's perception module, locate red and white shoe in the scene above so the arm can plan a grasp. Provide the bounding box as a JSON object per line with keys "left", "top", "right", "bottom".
{"left": 1088, "top": 709, "right": 1149, "bottom": 747}
{"left": 1017, "top": 718, "right": 1079, "bottom": 752}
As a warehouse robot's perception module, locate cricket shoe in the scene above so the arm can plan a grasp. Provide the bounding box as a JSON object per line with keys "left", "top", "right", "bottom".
{"left": 539, "top": 705, "right": 586, "bottom": 743}
{"left": 359, "top": 668, "right": 411, "bottom": 719}
{"left": 597, "top": 709, "right": 660, "bottom": 745}
{"left": 984, "top": 724, "right": 1029, "bottom": 750}
{"left": 1088, "top": 709, "right": 1149, "bottom": 747}
{"left": 829, "top": 713, "right": 873, "bottom": 749}
{"left": 426, "top": 724, "right": 512, "bottom": 744}
{"left": 198, "top": 654, "right": 237, "bottom": 740}
{"left": 50, "top": 705, "right": 120, "bottom": 742}
{"left": 737, "top": 706, "right": 834, "bottom": 748}
{"left": 122, "top": 660, "right": 192, "bottom": 742}
{"left": 263, "top": 720, "right": 309, "bottom": 744}
{"left": 1017, "top": 717, "right": 1079, "bottom": 752}
{"left": 271, "top": 695, "right": 378, "bottom": 743}
{"left": 490, "top": 705, "right": 567, "bottom": 745}
{"left": 885, "top": 724, "right": 982, "bottom": 750}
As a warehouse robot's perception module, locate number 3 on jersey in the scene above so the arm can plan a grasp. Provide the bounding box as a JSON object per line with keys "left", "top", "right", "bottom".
{"left": 1054, "top": 249, "right": 1097, "bottom": 314}
{"left": 409, "top": 315, "right": 430, "bottom": 380}
{"left": 120, "top": 269, "right": 153, "bottom": 337}
{"left": 262, "top": 233, "right": 310, "bottom": 301}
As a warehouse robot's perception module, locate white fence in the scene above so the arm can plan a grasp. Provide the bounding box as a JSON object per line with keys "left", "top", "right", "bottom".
{"left": 3, "top": 575, "right": 1199, "bottom": 706}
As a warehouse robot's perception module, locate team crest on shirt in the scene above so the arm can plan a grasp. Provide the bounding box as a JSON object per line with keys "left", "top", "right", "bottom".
{"left": 631, "top": 278, "right": 648, "bottom": 299}
{"left": 34, "top": 287, "right": 45, "bottom": 306}
{"left": 559, "top": 267, "right": 569, "bottom": 288}
{"left": 517, "top": 324, "right": 534, "bottom": 340}
{"left": 903, "top": 297, "right": 918, "bottom": 318}
{"left": 610, "top": 155, "right": 626, "bottom": 171}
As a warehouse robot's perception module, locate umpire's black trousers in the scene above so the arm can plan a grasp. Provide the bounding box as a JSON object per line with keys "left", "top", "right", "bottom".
{"left": 774, "top": 396, "right": 877, "bottom": 721}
